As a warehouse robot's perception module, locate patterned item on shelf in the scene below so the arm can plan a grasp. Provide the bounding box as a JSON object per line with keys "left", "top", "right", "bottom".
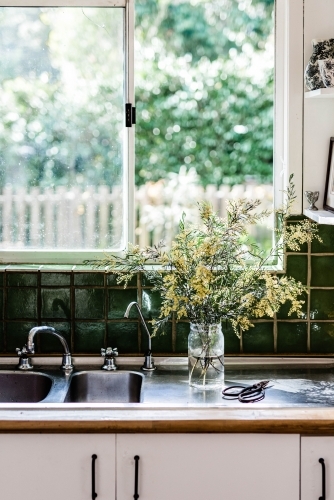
{"left": 319, "top": 58, "right": 334, "bottom": 88}
{"left": 304, "top": 191, "right": 319, "bottom": 211}
{"left": 305, "top": 38, "right": 334, "bottom": 91}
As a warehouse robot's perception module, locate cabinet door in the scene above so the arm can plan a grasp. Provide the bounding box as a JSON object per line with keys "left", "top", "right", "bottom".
{"left": 117, "top": 433, "right": 299, "bottom": 500}
{"left": 0, "top": 434, "right": 115, "bottom": 500}
{"left": 301, "top": 436, "right": 334, "bottom": 500}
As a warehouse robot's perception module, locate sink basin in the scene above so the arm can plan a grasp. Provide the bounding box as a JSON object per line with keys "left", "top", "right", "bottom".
{"left": 0, "top": 371, "right": 52, "bottom": 403}
{"left": 65, "top": 370, "right": 144, "bottom": 403}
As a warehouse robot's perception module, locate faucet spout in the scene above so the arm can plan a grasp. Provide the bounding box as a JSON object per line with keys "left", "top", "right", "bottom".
{"left": 124, "top": 301, "right": 156, "bottom": 371}
{"left": 27, "top": 326, "right": 71, "bottom": 354}
{"left": 17, "top": 325, "right": 73, "bottom": 371}
{"left": 124, "top": 302, "right": 152, "bottom": 351}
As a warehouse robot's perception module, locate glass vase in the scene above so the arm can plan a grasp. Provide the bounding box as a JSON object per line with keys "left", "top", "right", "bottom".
{"left": 188, "top": 322, "right": 224, "bottom": 390}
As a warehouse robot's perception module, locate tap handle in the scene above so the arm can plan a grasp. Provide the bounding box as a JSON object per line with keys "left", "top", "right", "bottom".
{"left": 16, "top": 346, "right": 34, "bottom": 370}
{"left": 16, "top": 344, "right": 34, "bottom": 357}
{"left": 101, "top": 347, "right": 118, "bottom": 370}
{"left": 101, "top": 347, "right": 118, "bottom": 358}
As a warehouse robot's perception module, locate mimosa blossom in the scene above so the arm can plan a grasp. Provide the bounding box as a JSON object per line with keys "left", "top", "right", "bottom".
{"left": 88, "top": 176, "right": 321, "bottom": 337}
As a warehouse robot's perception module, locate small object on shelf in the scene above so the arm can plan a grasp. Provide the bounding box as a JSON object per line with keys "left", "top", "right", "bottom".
{"left": 305, "top": 38, "right": 334, "bottom": 90}
{"left": 319, "top": 58, "right": 334, "bottom": 87}
{"left": 304, "top": 191, "right": 319, "bottom": 211}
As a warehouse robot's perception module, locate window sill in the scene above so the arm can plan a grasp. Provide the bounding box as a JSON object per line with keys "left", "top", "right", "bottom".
{"left": 1, "top": 264, "right": 100, "bottom": 272}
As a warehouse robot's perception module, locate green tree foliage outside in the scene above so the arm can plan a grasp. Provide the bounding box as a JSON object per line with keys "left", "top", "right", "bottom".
{"left": 135, "top": 0, "right": 274, "bottom": 187}
{"left": 0, "top": 7, "right": 124, "bottom": 190}
{"left": 0, "top": 0, "right": 274, "bottom": 191}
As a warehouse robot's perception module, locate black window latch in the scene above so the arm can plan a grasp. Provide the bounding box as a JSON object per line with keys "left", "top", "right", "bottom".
{"left": 125, "top": 103, "right": 136, "bottom": 127}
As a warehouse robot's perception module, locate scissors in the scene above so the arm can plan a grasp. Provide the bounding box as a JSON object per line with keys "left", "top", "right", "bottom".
{"left": 222, "top": 380, "right": 271, "bottom": 403}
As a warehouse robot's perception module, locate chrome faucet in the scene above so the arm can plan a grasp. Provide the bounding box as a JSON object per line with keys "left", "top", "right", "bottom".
{"left": 16, "top": 326, "right": 73, "bottom": 371}
{"left": 124, "top": 301, "right": 156, "bottom": 371}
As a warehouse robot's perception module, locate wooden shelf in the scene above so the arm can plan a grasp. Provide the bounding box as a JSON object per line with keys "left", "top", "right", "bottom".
{"left": 305, "top": 88, "right": 334, "bottom": 98}
{"left": 304, "top": 208, "right": 334, "bottom": 224}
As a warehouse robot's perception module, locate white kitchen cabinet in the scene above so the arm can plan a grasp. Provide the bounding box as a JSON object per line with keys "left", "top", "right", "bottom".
{"left": 0, "top": 434, "right": 116, "bottom": 500}
{"left": 301, "top": 436, "right": 334, "bottom": 500}
{"left": 117, "top": 433, "right": 300, "bottom": 500}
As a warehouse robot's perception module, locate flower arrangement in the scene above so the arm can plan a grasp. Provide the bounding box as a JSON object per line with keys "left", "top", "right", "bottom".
{"left": 88, "top": 176, "right": 320, "bottom": 337}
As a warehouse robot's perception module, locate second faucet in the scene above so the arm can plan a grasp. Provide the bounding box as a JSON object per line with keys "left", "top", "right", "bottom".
{"left": 124, "top": 302, "right": 156, "bottom": 371}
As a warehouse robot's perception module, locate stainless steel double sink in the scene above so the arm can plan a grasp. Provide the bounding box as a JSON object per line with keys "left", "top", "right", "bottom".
{"left": 0, "top": 369, "right": 144, "bottom": 404}
{"left": 3, "top": 357, "right": 334, "bottom": 407}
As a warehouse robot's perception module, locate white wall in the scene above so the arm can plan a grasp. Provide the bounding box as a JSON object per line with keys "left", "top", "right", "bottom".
{"left": 303, "top": 0, "right": 334, "bottom": 206}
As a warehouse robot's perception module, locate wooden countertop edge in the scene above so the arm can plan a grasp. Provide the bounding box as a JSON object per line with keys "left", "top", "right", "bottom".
{"left": 1, "top": 408, "right": 334, "bottom": 433}
{"left": 0, "top": 420, "right": 333, "bottom": 434}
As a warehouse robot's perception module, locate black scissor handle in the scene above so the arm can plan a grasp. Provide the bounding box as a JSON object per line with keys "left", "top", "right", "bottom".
{"left": 222, "top": 381, "right": 268, "bottom": 403}
{"left": 222, "top": 385, "right": 247, "bottom": 399}
{"left": 239, "top": 389, "right": 265, "bottom": 403}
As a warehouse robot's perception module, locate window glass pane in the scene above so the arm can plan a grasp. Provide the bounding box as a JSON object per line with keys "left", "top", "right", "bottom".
{"left": 0, "top": 7, "right": 125, "bottom": 250}
{"left": 135, "top": 0, "right": 274, "bottom": 251}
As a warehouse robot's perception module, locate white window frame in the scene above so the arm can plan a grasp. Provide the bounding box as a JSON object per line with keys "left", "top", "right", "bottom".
{"left": 0, "top": 0, "right": 135, "bottom": 265}
{"left": 0, "top": 0, "right": 303, "bottom": 266}
{"left": 275, "top": 0, "right": 303, "bottom": 214}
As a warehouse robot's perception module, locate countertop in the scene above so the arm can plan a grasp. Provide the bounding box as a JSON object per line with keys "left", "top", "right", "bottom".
{"left": 2, "top": 356, "right": 334, "bottom": 434}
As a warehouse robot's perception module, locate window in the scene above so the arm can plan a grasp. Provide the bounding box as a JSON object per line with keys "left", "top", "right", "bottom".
{"left": 0, "top": 0, "right": 303, "bottom": 265}
{"left": 0, "top": 0, "right": 134, "bottom": 263}
{"left": 134, "top": 0, "right": 275, "bottom": 252}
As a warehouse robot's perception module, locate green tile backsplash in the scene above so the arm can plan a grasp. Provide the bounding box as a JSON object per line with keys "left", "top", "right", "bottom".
{"left": 277, "top": 322, "right": 308, "bottom": 354}
{"left": 41, "top": 288, "right": 71, "bottom": 319}
{"left": 286, "top": 255, "right": 308, "bottom": 285}
{"left": 107, "top": 322, "right": 140, "bottom": 353}
{"left": 7, "top": 289, "right": 38, "bottom": 319}
{"left": 74, "top": 322, "right": 105, "bottom": 353}
{"left": 1, "top": 221, "right": 334, "bottom": 356}
{"left": 75, "top": 289, "right": 105, "bottom": 319}
{"left": 243, "top": 323, "right": 274, "bottom": 354}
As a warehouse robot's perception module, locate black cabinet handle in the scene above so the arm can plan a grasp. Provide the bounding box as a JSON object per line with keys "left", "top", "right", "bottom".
{"left": 319, "top": 458, "right": 326, "bottom": 500}
{"left": 134, "top": 455, "right": 140, "bottom": 500}
{"left": 92, "top": 454, "right": 98, "bottom": 500}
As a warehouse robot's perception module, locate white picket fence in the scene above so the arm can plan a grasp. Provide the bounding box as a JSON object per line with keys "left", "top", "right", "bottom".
{"left": 0, "top": 185, "right": 123, "bottom": 249}
{"left": 0, "top": 182, "right": 273, "bottom": 249}
{"left": 135, "top": 181, "right": 273, "bottom": 249}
